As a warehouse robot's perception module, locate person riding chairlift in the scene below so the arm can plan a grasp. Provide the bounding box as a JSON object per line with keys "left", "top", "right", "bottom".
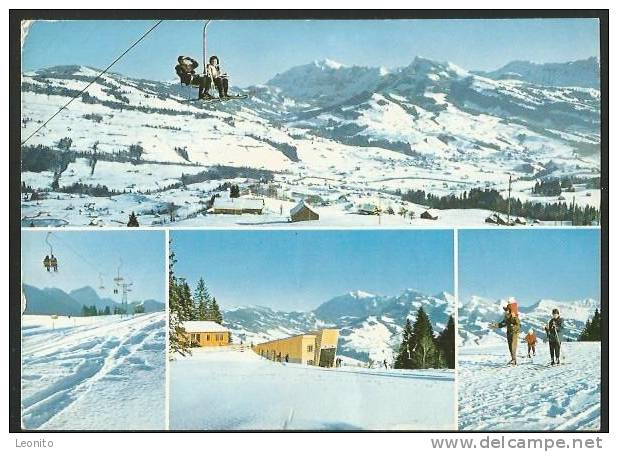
{"left": 50, "top": 254, "right": 58, "bottom": 272}
{"left": 205, "top": 55, "right": 230, "bottom": 100}
{"left": 43, "top": 255, "right": 51, "bottom": 272}
{"left": 175, "top": 55, "right": 230, "bottom": 100}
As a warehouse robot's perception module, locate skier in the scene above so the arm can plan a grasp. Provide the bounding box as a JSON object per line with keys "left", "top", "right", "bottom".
{"left": 285, "top": 353, "right": 289, "bottom": 363}
{"left": 490, "top": 302, "right": 521, "bottom": 365}
{"left": 205, "top": 55, "right": 230, "bottom": 99}
{"left": 175, "top": 56, "right": 211, "bottom": 100}
{"left": 525, "top": 328, "right": 537, "bottom": 358}
{"left": 43, "top": 255, "right": 51, "bottom": 272}
{"left": 383, "top": 359, "right": 388, "bottom": 370}
{"left": 545, "top": 308, "right": 563, "bottom": 365}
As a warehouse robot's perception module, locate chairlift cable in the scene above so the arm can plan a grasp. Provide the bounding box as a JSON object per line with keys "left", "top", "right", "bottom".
{"left": 21, "top": 20, "right": 164, "bottom": 146}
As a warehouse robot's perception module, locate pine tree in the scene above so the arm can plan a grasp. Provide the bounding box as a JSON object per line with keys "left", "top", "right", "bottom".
{"left": 579, "top": 309, "right": 602, "bottom": 341}
{"left": 194, "top": 278, "right": 212, "bottom": 321}
{"left": 394, "top": 318, "right": 414, "bottom": 369}
{"left": 177, "top": 279, "right": 195, "bottom": 320}
{"left": 168, "top": 243, "right": 191, "bottom": 358}
{"left": 409, "top": 306, "right": 437, "bottom": 369}
{"left": 210, "top": 297, "right": 223, "bottom": 324}
{"left": 438, "top": 315, "right": 456, "bottom": 369}
{"left": 127, "top": 212, "right": 139, "bottom": 227}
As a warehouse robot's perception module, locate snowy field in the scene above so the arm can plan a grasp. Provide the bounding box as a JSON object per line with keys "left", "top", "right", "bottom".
{"left": 458, "top": 342, "right": 601, "bottom": 431}
{"left": 170, "top": 347, "right": 455, "bottom": 430}
{"left": 21, "top": 313, "right": 166, "bottom": 430}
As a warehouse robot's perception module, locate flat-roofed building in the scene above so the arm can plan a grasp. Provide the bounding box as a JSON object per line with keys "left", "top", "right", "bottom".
{"left": 253, "top": 329, "right": 339, "bottom": 367}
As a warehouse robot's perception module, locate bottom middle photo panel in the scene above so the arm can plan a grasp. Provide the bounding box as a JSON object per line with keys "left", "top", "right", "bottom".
{"left": 168, "top": 229, "right": 456, "bottom": 431}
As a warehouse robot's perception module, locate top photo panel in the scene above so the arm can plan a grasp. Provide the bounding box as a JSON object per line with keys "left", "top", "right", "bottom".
{"left": 20, "top": 18, "right": 602, "bottom": 228}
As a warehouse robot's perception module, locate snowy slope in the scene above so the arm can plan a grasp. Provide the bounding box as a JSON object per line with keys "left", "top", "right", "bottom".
{"left": 170, "top": 346, "right": 455, "bottom": 430}
{"left": 225, "top": 289, "right": 454, "bottom": 363}
{"left": 458, "top": 295, "right": 599, "bottom": 346}
{"left": 21, "top": 313, "right": 165, "bottom": 430}
{"left": 459, "top": 343, "right": 601, "bottom": 430}
{"left": 21, "top": 58, "right": 600, "bottom": 227}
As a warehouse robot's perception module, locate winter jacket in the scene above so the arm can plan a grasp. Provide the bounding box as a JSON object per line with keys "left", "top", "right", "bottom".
{"left": 497, "top": 314, "right": 521, "bottom": 336}
{"left": 525, "top": 332, "right": 537, "bottom": 345}
{"left": 546, "top": 317, "right": 564, "bottom": 343}
{"left": 206, "top": 63, "right": 227, "bottom": 80}
{"left": 175, "top": 56, "right": 199, "bottom": 85}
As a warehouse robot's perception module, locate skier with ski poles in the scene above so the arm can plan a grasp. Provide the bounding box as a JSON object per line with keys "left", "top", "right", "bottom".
{"left": 544, "top": 308, "right": 563, "bottom": 365}
{"left": 490, "top": 298, "right": 521, "bottom": 365}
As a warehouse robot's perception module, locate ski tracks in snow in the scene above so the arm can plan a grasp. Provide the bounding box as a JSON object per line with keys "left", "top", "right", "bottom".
{"left": 458, "top": 343, "right": 601, "bottom": 431}
{"left": 21, "top": 313, "right": 165, "bottom": 429}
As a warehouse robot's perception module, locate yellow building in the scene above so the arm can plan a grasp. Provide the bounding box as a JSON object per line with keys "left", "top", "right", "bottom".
{"left": 253, "top": 329, "right": 339, "bottom": 367}
{"left": 182, "top": 321, "right": 230, "bottom": 347}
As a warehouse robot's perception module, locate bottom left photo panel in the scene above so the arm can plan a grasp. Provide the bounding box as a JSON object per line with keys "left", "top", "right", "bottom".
{"left": 20, "top": 229, "right": 167, "bottom": 430}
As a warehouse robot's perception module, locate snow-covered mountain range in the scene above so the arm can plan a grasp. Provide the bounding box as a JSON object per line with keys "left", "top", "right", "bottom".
{"left": 224, "top": 289, "right": 455, "bottom": 363}
{"left": 21, "top": 57, "right": 600, "bottom": 227}
{"left": 458, "top": 295, "right": 600, "bottom": 347}
{"left": 476, "top": 57, "right": 600, "bottom": 89}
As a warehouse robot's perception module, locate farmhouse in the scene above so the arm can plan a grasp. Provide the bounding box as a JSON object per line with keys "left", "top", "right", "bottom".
{"left": 420, "top": 209, "right": 439, "bottom": 220}
{"left": 182, "top": 321, "right": 230, "bottom": 347}
{"left": 290, "top": 200, "right": 319, "bottom": 222}
{"left": 212, "top": 197, "right": 264, "bottom": 215}
{"left": 253, "top": 329, "right": 339, "bottom": 367}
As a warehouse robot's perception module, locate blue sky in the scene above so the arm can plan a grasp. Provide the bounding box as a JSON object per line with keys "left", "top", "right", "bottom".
{"left": 22, "top": 19, "right": 600, "bottom": 87}
{"left": 459, "top": 229, "right": 600, "bottom": 306}
{"left": 21, "top": 230, "right": 166, "bottom": 302}
{"left": 171, "top": 230, "right": 453, "bottom": 311}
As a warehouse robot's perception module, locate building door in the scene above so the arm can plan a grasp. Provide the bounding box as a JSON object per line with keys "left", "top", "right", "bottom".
{"left": 318, "top": 348, "right": 336, "bottom": 368}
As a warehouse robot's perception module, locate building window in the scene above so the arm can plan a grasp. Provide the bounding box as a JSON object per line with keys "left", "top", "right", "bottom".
{"left": 206, "top": 334, "right": 210, "bottom": 341}
{"left": 307, "top": 345, "right": 313, "bottom": 352}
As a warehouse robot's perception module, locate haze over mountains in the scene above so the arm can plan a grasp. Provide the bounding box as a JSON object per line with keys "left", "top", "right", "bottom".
{"left": 22, "top": 284, "right": 165, "bottom": 316}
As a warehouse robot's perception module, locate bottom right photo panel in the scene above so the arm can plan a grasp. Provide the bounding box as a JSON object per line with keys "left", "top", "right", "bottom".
{"left": 458, "top": 228, "right": 601, "bottom": 432}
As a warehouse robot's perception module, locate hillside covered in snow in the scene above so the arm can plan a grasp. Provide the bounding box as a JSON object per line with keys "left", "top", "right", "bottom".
{"left": 21, "top": 56, "right": 601, "bottom": 227}
{"left": 224, "top": 288, "right": 455, "bottom": 364}
{"left": 21, "top": 312, "right": 166, "bottom": 430}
